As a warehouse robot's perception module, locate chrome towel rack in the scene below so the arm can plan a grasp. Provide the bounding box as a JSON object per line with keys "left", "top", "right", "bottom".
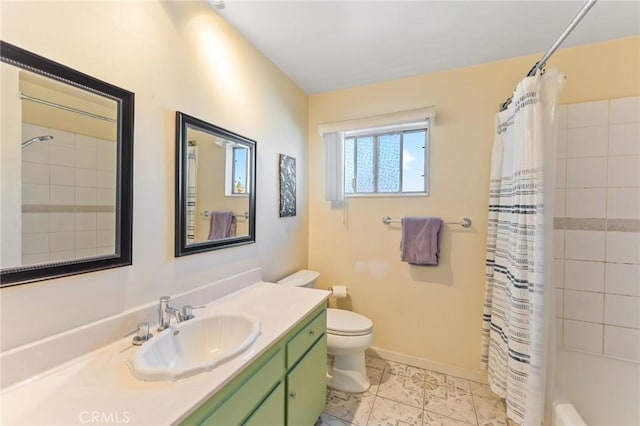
{"left": 200, "top": 211, "right": 249, "bottom": 220}
{"left": 382, "top": 216, "right": 472, "bottom": 228}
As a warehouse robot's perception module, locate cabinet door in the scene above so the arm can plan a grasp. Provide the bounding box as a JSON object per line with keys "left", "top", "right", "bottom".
{"left": 244, "top": 382, "right": 284, "bottom": 426}
{"left": 286, "top": 335, "right": 327, "bottom": 426}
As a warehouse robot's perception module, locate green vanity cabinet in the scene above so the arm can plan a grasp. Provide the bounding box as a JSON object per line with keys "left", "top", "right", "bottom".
{"left": 181, "top": 304, "right": 327, "bottom": 426}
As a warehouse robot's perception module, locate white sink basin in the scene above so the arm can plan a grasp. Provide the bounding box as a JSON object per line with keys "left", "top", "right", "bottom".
{"left": 128, "top": 313, "right": 261, "bottom": 381}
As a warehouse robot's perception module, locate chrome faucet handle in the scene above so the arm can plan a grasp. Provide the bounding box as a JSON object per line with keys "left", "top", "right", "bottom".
{"left": 181, "top": 305, "right": 205, "bottom": 321}
{"left": 132, "top": 322, "right": 153, "bottom": 345}
{"left": 158, "top": 296, "right": 172, "bottom": 331}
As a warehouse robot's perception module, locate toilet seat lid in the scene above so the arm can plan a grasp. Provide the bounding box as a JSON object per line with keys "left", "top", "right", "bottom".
{"left": 327, "top": 308, "right": 373, "bottom": 336}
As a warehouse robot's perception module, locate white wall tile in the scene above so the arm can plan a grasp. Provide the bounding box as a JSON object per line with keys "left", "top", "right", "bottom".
{"left": 604, "top": 326, "right": 640, "bottom": 361}
{"left": 610, "top": 96, "right": 640, "bottom": 124}
{"left": 50, "top": 145, "right": 74, "bottom": 167}
{"left": 554, "top": 230, "right": 565, "bottom": 259}
{"left": 22, "top": 233, "right": 50, "bottom": 255}
{"left": 608, "top": 156, "right": 640, "bottom": 188}
{"left": 609, "top": 123, "right": 640, "bottom": 156}
{"left": 75, "top": 187, "right": 96, "bottom": 205}
{"left": 567, "top": 157, "right": 607, "bottom": 188}
{"left": 557, "top": 128, "right": 567, "bottom": 159}
{"left": 49, "top": 129, "right": 75, "bottom": 148}
{"left": 21, "top": 141, "right": 50, "bottom": 164}
{"left": 556, "top": 159, "right": 566, "bottom": 188}
{"left": 50, "top": 213, "right": 74, "bottom": 232}
{"left": 606, "top": 232, "right": 640, "bottom": 264}
{"left": 22, "top": 123, "right": 49, "bottom": 141}
{"left": 75, "top": 213, "right": 97, "bottom": 231}
{"left": 96, "top": 171, "right": 116, "bottom": 189}
{"left": 607, "top": 188, "right": 640, "bottom": 219}
{"left": 554, "top": 189, "right": 566, "bottom": 217}
{"left": 50, "top": 232, "right": 75, "bottom": 252}
{"left": 22, "top": 184, "right": 49, "bottom": 205}
{"left": 564, "top": 319, "right": 603, "bottom": 353}
{"left": 97, "top": 213, "right": 116, "bottom": 230}
{"left": 557, "top": 105, "right": 568, "bottom": 129}
{"left": 96, "top": 142, "right": 116, "bottom": 171}
{"left": 568, "top": 100, "right": 609, "bottom": 128}
{"left": 556, "top": 289, "right": 564, "bottom": 318}
{"left": 567, "top": 126, "right": 609, "bottom": 158}
{"left": 75, "top": 134, "right": 97, "bottom": 151}
{"left": 50, "top": 166, "right": 75, "bottom": 186}
{"left": 565, "top": 260, "right": 605, "bottom": 292}
{"left": 50, "top": 185, "right": 75, "bottom": 205}
{"left": 75, "top": 149, "right": 97, "bottom": 170}
{"left": 556, "top": 319, "right": 564, "bottom": 347}
{"left": 555, "top": 259, "right": 565, "bottom": 289}
{"left": 97, "top": 188, "right": 115, "bottom": 206}
{"left": 564, "top": 289, "right": 604, "bottom": 323}
{"left": 604, "top": 294, "right": 640, "bottom": 328}
{"left": 22, "top": 162, "right": 49, "bottom": 185}
{"left": 565, "top": 230, "right": 605, "bottom": 261}
{"left": 75, "top": 230, "right": 97, "bottom": 249}
{"left": 606, "top": 263, "right": 640, "bottom": 296}
{"left": 566, "top": 188, "right": 606, "bottom": 218}
{"left": 22, "top": 213, "right": 49, "bottom": 234}
{"left": 96, "top": 246, "right": 115, "bottom": 256}
{"left": 75, "top": 169, "right": 97, "bottom": 188}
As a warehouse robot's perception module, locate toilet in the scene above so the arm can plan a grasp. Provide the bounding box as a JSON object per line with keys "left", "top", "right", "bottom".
{"left": 277, "top": 270, "right": 374, "bottom": 393}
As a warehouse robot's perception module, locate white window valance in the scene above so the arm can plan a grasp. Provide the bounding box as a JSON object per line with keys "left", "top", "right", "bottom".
{"left": 317, "top": 106, "right": 435, "bottom": 136}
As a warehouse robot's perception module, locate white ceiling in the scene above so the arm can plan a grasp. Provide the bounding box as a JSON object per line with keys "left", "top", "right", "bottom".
{"left": 216, "top": 1, "right": 640, "bottom": 94}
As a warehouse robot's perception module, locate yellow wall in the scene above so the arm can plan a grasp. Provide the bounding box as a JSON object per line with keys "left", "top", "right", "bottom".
{"left": 1, "top": 1, "right": 309, "bottom": 351}
{"left": 308, "top": 36, "right": 640, "bottom": 375}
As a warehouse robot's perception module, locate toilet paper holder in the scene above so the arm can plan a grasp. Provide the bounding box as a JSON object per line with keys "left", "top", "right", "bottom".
{"left": 328, "top": 285, "right": 348, "bottom": 298}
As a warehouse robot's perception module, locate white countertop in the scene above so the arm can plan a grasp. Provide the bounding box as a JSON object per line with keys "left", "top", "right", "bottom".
{"left": 1, "top": 282, "right": 329, "bottom": 425}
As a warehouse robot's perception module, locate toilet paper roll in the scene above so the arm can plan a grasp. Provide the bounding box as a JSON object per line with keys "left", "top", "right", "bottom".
{"left": 330, "top": 285, "right": 348, "bottom": 299}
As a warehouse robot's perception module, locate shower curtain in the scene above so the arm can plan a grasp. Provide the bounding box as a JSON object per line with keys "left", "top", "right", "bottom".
{"left": 481, "top": 69, "right": 564, "bottom": 425}
{"left": 186, "top": 143, "right": 197, "bottom": 244}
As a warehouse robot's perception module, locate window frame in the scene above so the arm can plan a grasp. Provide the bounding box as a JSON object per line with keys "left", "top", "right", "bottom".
{"left": 344, "top": 122, "right": 429, "bottom": 197}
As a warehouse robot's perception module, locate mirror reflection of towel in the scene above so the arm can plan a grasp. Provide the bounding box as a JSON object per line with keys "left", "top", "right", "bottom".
{"left": 400, "top": 216, "right": 443, "bottom": 266}
{"left": 208, "top": 211, "right": 237, "bottom": 240}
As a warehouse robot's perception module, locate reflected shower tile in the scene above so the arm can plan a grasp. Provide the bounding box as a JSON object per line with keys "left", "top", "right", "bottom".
{"left": 323, "top": 389, "right": 375, "bottom": 425}
{"left": 367, "top": 396, "right": 423, "bottom": 426}
{"left": 377, "top": 370, "right": 425, "bottom": 408}
{"left": 424, "top": 388, "right": 478, "bottom": 425}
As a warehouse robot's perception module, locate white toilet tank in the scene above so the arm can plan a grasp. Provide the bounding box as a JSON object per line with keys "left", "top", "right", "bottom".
{"left": 277, "top": 270, "right": 320, "bottom": 288}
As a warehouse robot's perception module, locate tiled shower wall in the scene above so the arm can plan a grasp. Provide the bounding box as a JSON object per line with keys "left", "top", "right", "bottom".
{"left": 21, "top": 123, "right": 116, "bottom": 265}
{"left": 555, "top": 96, "right": 640, "bottom": 363}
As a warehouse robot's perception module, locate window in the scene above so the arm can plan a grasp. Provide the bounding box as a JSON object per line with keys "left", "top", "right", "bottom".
{"left": 225, "top": 144, "right": 250, "bottom": 196}
{"left": 344, "top": 125, "right": 428, "bottom": 195}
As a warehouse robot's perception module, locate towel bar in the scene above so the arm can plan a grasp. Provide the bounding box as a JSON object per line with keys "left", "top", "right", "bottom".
{"left": 201, "top": 211, "right": 249, "bottom": 220}
{"left": 382, "top": 216, "right": 471, "bottom": 228}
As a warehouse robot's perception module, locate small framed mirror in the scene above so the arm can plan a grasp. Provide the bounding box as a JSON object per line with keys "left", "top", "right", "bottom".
{"left": 0, "top": 41, "right": 134, "bottom": 287}
{"left": 175, "top": 112, "right": 256, "bottom": 257}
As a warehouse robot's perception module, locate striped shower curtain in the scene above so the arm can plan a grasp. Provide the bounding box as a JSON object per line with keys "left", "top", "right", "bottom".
{"left": 186, "top": 143, "right": 197, "bottom": 244}
{"left": 481, "top": 69, "right": 564, "bottom": 425}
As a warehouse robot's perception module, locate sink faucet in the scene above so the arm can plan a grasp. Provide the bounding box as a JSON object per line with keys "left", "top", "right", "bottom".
{"left": 158, "top": 297, "right": 205, "bottom": 331}
{"left": 158, "top": 296, "right": 184, "bottom": 331}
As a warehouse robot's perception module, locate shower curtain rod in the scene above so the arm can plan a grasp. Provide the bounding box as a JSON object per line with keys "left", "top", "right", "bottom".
{"left": 500, "top": 0, "right": 598, "bottom": 111}
{"left": 20, "top": 93, "right": 117, "bottom": 123}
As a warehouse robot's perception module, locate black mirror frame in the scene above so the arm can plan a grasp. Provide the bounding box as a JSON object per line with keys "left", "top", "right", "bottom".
{"left": 175, "top": 112, "right": 256, "bottom": 257}
{"left": 0, "top": 41, "right": 134, "bottom": 287}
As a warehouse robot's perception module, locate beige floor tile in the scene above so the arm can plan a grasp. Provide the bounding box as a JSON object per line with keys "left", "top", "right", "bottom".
{"left": 367, "top": 396, "right": 423, "bottom": 426}
{"left": 376, "top": 370, "right": 425, "bottom": 409}
{"left": 323, "top": 389, "right": 376, "bottom": 426}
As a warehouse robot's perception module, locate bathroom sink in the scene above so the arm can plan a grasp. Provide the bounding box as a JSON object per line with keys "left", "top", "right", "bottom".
{"left": 128, "top": 313, "right": 261, "bottom": 381}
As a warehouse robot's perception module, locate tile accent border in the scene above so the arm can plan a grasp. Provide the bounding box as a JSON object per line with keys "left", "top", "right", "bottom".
{"left": 554, "top": 217, "right": 640, "bottom": 232}
{"left": 22, "top": 204, "right": 116, "bottom": 213}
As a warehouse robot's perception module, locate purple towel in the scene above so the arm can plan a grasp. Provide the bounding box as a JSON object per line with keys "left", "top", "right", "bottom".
{"left": 207, "top": 211, "right": 237, "bottom": 240}
{"left": 400, "top": 217, "right": 443, "bottom": 266}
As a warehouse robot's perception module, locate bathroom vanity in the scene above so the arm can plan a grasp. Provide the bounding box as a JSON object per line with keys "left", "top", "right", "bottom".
{"left": 1, "top": 278, "right": 330, "bottom": 425}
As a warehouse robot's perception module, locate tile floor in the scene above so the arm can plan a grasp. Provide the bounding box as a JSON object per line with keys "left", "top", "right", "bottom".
{"left": 316, "top": 355, "right": 516, "bottom": 426}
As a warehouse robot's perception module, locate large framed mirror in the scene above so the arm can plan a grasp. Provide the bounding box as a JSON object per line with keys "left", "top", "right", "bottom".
{"left": 175, "top": 112, "right": 256, "bottom": 256}
{"left": 0, "top": 41, "right": 134, "bottom": 287}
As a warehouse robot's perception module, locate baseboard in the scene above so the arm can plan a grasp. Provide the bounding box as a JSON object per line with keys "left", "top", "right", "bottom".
{"left": 366, "top": 346, "right": 488, "bottom": 384}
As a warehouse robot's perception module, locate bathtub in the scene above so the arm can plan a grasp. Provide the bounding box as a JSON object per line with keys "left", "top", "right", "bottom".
{"left": 554, "top": 350, "right": 640, "bottom": 426}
